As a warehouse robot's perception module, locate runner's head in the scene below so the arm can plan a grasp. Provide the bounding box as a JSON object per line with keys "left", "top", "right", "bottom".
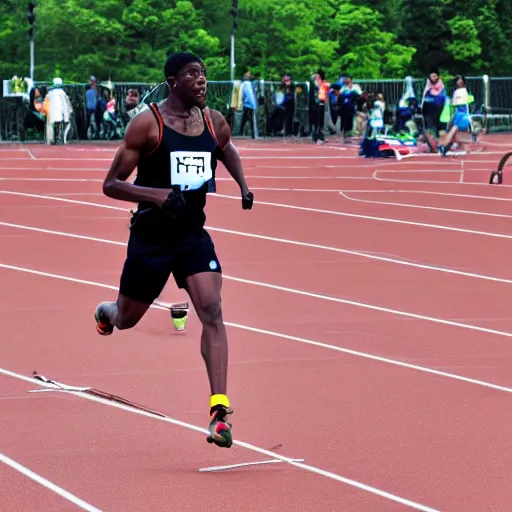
{"left": 428, "top": 69, "right": 440, "bottom": 84}
{"left": 164, "top": 52, "right": 207, "bottom": 109}
{"left": 454, "top": 75, "right": 466, "bottom": 88}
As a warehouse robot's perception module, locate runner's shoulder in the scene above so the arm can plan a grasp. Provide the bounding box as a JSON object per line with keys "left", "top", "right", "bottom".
{"left": 124, "top": 106, "right": 159, "bottom": 150}
{"left": 204, "top": 108, "right": 230, "bottom": 149}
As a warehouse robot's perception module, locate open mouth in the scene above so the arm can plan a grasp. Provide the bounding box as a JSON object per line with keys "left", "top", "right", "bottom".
{"left": 195, "top": 88, "right": 206, "bottom": 99}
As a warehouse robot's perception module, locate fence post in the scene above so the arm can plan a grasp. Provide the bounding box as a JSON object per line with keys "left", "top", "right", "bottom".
{"left": 482, "top": 74, "right": 490, "bottom": 133}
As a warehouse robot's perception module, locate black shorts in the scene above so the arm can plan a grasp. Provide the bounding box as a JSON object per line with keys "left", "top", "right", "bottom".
{"left": 119, "top": 225, "right": 222, "bottom": 304}
{"left": 422, "top": 103, "right": 445, "bottom": 136}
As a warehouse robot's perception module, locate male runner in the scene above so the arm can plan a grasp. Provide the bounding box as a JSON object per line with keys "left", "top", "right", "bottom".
{"left": 93, "top": 52, "right": 254, "bottom": 449}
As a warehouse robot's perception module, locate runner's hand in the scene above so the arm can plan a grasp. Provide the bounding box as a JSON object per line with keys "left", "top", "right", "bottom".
{"left": 242, "top": 190, "right": 254, "bottom": 210}
{"left": 161, "top": 189, "right": 186, "bottom": 219}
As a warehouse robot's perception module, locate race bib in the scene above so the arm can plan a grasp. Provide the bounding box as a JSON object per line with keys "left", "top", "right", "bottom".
{"left": 170, "top": 151, "right": 212, "bottom": 191}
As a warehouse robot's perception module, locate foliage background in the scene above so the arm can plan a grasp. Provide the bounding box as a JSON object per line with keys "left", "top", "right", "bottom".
{"left": 1, "top": 0, "right": 509, "bottom": 83}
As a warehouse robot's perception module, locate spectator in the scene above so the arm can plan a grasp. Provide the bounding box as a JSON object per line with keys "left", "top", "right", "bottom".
{"left": 311, "top": 69, "right": 330, "bottom": 144}
{"left": 125, "top": 88, "right": 140, "bottom": 112}
{"left": 102, "top": 92, "right": 119, "bottom": 140}
{"left": 239, "top": 72, "right": 257, "bottom": 138}
{"left": 269, "top": 74, "right": 295, "bottom": 136}
{"left": 421, "top": 69, "right": 446, "bottom": 152}
{"left": 396, "top": 76, "right": 418, "bottom": 134}
{"left": 337, "top": 75, "right": 362, "bottom": 141}
{"left": 438, "top": 75, "right": 473, "bottom": 155}
{"left": 43, "top": 77, "right": 73, "bottom": 144}
{"left": 85, "top": 75, "right": 99, "bottom": 139}
{"left": 23, "top": 86, "right": 46, "bottom": 137}
{"left": 124, "top": 88, "right": 149, "bottom": 124}
{"left": 328, "top": 75, "right": 344, "bottom": 134}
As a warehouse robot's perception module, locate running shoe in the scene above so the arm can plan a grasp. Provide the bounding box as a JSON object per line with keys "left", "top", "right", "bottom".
{"left": 94, "top": 302, "right": 114, "bottom": 336}
{"left": 206, "top": 405, "right": 233, "bottom": 448}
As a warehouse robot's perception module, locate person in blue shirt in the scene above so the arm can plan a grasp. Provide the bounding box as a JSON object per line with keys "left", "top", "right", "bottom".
{"left": 85, "top": 76, "right": 100, "bottom": 139}
{"left": 239, "top": 72, "right": 257, "bottom": 138}
{"left": 337, "top": 75, "right": 362, "bottom": 141}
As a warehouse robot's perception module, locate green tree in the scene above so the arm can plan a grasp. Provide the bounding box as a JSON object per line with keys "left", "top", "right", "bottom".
{"left": 0, "top": 0, "right": 510, "bottom": 85}
{"left": 446, "top": 17, "right": 482, "bottom": 73}
{"left": 333, "top": 3, "right": 415, "bottom": 79}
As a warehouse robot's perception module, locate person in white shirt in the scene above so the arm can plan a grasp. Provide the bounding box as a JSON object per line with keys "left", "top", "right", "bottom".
{"left": 44, "top": 77, "right": 73, "bottom": 144}
{"left": 439, "top": 75, "right": 472, "bottom": 156}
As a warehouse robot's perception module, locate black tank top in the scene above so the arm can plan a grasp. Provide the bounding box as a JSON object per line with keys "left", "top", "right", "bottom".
{"left": 133, "top": 103, "right": 222, "bottom": 237}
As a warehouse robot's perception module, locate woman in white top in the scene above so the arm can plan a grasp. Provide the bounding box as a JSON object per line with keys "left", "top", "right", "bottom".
{"left": 439, "top": 75, "right": 472, "bottom": 156}
{"left": 44, "top": 78, "right": 73, "bottom": 144}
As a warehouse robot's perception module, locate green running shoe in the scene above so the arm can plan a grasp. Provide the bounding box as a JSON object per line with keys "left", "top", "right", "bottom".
{"left": 206, "top": 405, "right": 233, "bottom": 448}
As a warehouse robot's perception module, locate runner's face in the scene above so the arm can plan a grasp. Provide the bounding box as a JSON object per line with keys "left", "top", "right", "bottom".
{"left": 429, "top": 73, "right": 439, "bottom": 84}
{"left": 176, "top": 62, "right": 207, "bottom": 108}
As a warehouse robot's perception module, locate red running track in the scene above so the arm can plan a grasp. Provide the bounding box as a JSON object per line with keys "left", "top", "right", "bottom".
{"left": 1, "top": 135, "right": 512, "bottom": 512}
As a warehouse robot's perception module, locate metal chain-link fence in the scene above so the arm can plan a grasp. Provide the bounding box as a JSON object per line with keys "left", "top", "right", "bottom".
{"left": 1, "top": 75, "right": 510, "bottom": 142}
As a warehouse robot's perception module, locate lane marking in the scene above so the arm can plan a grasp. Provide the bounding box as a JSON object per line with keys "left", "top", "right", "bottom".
{"left": 198, "top": 459, "right": 305, "bottom": 472}
{"left": 0, "top": 171, "right": 373, "bottom": 180}
{"left": 2, "top": 263, "right": 512, "bottom": 395}
{"left": 0, "top": 191, "right": 126, "bottom": 210}
{"left": 373, "top": 170, "right": 512, "bottom": 187}
{"left": 0, "top": 167, "right": 109, "bottom": 172}
{"left": 3, "top": 189, "right": 512, "bottom": 241}
{"left": 212, "top": 193, "right": 512, "bottom": 240}
{"left": 5, "top": 228, "right": 512, "bottom": 338}
{"left": 337, "top": 190, "right": 512, "bottom": 202}
{"left": 26, "top": 148, "right": 36, "bottom": 160}
{"left": 0, "top": 178, "right": 103, "bottom": 182}
{"left": 0, "top": 453, "right": 102, "bottom": 512}
{"left": 0, "top": 155, "right": 358, "bottom": 162}
{"left": 234, "top": 175, "right": 373, "bottom": 180}
{"left": 2, "top": 196, "right": 512, "bottom": 285}
{"left": 0, "top": 368, "right": 439, "bottom": 512}
{"left": 339, "top": 192, "right": 512, "bottom": 219}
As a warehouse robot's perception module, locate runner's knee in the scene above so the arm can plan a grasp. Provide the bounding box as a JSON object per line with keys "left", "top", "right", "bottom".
{"left": 195, "top": 296, "right": 222, "bottom": 327}
{"left": 114, "top": 296, "right": 149, "bottom": 330}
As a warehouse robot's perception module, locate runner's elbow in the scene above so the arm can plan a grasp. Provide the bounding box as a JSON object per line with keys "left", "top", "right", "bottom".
{"left": 102, "top": 178, "right": 117, "bottom": 197}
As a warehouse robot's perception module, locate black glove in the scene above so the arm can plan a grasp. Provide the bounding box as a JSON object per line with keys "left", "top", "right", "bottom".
{"left": 242, "top": 190, "right": 254, "bottom": 210}
{"left": 161, "top": 189, "right": 186, "bottom": 219}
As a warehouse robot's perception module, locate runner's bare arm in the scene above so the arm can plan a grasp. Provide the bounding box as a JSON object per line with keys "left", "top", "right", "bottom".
{"left": 209, "top": 109, "right": 250, "bottom": 195}
{"left": 102, "top": 111, "right": 171, "bottom": 207}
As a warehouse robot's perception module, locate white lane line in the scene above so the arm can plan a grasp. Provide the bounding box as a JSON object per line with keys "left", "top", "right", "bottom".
{"left": 2, "top": 194, "right": 512, "bottom": 285}
{"left": 0, "top": 167, "right": 108, "bottom": 171}
{"left": 339, "top": 192, "right": 512, "bottom": 219}
{"left": 0, "top": 171, "right": 373, "bottom": 179}
{"left": 0, "top": 191, "right": 126, "bottom": 210}
{"left": 2, "top": 221, "right": 512, "bottom": 335}
{"left": 3, "top": 188, "right": 512, "bottom": 241}
{"left": 0, "top": 369, "right": 439, "bottom": 512}
{"left": 0, "top": 155, "right": 358, "bottom": 162}
{"left": 338, "top": 190, "right": 512, "bottom": 202}
{"left": 372, "top": 170, "right": 512, "bottom": 187}
{"left": 2, "top": 263, "right": 512, "bottom": 395}
{"left": 25, "top": 148, "right": 37, "bottom": 160}
{"left": 237, "top": 175, "right": 372, "bottom": 180}
{"left": 0, "top": 178, "right": 103, "bottom": 182}
{"left": 0, "top": 453, "right": 102, "bottom": 512}
{"left": 212, "top": 193, "right": 512, "bottom": 240}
